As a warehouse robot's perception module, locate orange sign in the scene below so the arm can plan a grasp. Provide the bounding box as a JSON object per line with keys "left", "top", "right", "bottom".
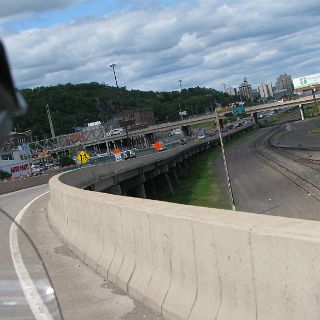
{"left": 153, "top": 141, "right": 164, "bottom": 151}
{"left": 113, "top": 148, "right": 121, "bottom": 155}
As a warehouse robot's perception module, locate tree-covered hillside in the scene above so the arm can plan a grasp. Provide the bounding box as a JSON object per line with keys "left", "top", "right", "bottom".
{"left": 14, "top": 82, "right": 237, "bottom": 139}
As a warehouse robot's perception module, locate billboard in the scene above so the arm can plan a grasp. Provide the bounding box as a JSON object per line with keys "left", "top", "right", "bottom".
{"left": 293, "top": 73, "right": 320, "bottom": 90}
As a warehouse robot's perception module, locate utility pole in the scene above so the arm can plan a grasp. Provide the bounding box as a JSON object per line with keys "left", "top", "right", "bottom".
{"left": 311, "top": 88, "right": 319, "bottom": 116}
{"left": 215, "top": 109, "right": 236, "bottom": 211}
{"left": 109, "top": 63, "right": 131, "bottom": 148}
{"left": 46, "top": 104, "right": 55, "bottom": 138}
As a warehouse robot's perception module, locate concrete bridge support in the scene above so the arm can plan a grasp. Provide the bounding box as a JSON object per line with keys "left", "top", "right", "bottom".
{"left": 299, "top": 104, "right": 305, "bottom": 120}
{"left": 148, "top": 179, "right": 158, "bottom": 199}
{"left": 134, "top": 183, "right": 147, "bottom": 199}
{"left": 105, "top": 141, "right": 111, "bottom": 156}
{"left": 251, "top": 112, "right": 260, "bottom": 128}
{"left": 108, "top": 184, "right": 122, "bottom": 195}
{"left": 181, "top": 125, "right": 192, "bottom": 137}
{"left": 143, "top": 133, "right": 153, "bottom": 148}
{"left": 172, "top": 167, "right": 180, "bottom": 186}
{"left": 164, "top": 172, "right": 175, "bottom": 195}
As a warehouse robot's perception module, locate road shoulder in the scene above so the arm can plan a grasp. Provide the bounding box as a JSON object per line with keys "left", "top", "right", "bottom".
{"left": 19, "top": 192, "right": 162, "bottom": 320}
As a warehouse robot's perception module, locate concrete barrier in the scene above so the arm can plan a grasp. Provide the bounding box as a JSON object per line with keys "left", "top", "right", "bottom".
{"left": 49, "top": 166, "right": 320, "bottom": 319}
{"left": 0, "top": 173, "right": 55, "bottom": 195}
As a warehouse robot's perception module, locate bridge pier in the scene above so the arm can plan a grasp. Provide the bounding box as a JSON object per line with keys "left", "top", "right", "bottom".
{"left": 108, "top": 184, "right": 122, "bottom": 195}
{"left": 251, "top": 112, "right": 260, "bottom": 128}
{"left": 105, "top": 141, "right": 111, "bottom": 156}
{"left": 172, "top": 167, "right": 180, "bottom": 186}
{"left": 164, "top": 172, "right": 175, "bottom": 195}
{"left": 149, "top": 179, "right": 158, "bottom": 199}
{"left": 134, "top": 183, "right": 147, "bottom": 198}
{"left": 299, "top": 104, "right": 305, "bottom": 120}
{"left": 181, "top": 125, "right": 192, "bottom": 137}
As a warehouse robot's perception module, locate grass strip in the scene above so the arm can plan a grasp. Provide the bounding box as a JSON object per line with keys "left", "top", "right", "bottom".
{"left": 158, "top": 128, "right": 256, "bottom": 209}
{"left": 309, "top": 128, "right": 320, "bottom": 135}
{"left": 158, "top": 148, "right": 230, "bottom": 209}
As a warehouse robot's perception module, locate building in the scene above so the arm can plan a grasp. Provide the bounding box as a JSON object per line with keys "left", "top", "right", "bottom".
{"left": 258, "top": 83, "right": 274, "bottom": 99}
{"left": 110, "top": 108, "right": 155, "bottom": 129}
{"left": 238, "top": 78, "right": 253, "bottom": 101}
{"left": 225, "top": 87, "right": 237, "bottom": 96}
{"left": 273, "top": 89, "right": 287, "bottom": 100}
{"left": 1, "top": 130, "right": 33, "bottom": 153}
{"left": 251, "top": 89, "right": 260, "bottom": 101}
{"left": 275, "top": 73, "right": 294, "bottom": 96}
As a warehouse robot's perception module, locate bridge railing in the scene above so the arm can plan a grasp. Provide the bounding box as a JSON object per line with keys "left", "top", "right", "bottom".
{"left": 48, "top": 137, "right": 320, "bottom": 320}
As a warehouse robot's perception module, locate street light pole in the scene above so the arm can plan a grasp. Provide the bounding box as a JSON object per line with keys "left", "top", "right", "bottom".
{"left": 178, "top": 80, "right": 183, "bottom": 120}
{"left": 109, "top": 63, "right": 131, "bottom": 148}
{"left": 215, "top": 109, "right": 236, "bottom": 211}
{"left": 46, "top": 104, "right": 56, "bottom": 138}
{"left": 110, "top": 63, "right": 119, "bottom": 88}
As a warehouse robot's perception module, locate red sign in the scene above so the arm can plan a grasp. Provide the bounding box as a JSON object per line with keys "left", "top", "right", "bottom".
{"left": 10, "top": 164, "right": 29, "bottom": 174}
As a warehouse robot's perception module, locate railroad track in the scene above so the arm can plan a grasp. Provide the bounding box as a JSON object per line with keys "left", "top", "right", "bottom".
{"left": 251, "top": 122, "right": 320, "bottom": 202}
{"left": 268, "top": 133, "right": 320, "bottom": 171}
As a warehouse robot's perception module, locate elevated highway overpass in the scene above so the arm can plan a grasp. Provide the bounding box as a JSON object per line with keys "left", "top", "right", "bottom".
{"left": 29, "top": 114, "right": 215, "bottom": 154}
{"left": 47, "top": 124, "right": 320, "bottom": 320}
{"left": 217, "top": 92, "right": 320, "bottom": 124}
{"left": 29, "top": 93, "right": 320, "bottom": 157}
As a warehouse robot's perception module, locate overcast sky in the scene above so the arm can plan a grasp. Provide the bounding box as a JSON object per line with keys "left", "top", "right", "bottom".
{"left": 1, "top": 0, "right": 320, "bottom": 91}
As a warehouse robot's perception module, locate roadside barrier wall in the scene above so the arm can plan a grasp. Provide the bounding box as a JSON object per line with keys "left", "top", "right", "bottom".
{"left": 0, "top": 173, "right": 55, "bottom": 195}
{"left": 49, "top": 156, "right": 320, "bottom": 320}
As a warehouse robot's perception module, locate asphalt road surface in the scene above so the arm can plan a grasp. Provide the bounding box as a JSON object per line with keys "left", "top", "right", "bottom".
{"left": 0, "top": 184, "right": 49, "bottom": 320}
{"left": 215, "top": 124, "right": 320, "bottom": 220}
{"left": 0, "top": 185, "right": 163, "bottom": 320}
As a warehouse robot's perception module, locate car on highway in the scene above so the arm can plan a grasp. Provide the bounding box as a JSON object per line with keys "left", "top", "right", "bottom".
{"left": 122, "top": 149, "right": 136, "bottom": 160}
{"left": 198, "top": 128, "right": 206, "bottom": 139}
{"left": 31, "top": 164, "right": 44, "bottom": 176}
{"left": 180, "top": 138, "right": 187, "bottom": 145}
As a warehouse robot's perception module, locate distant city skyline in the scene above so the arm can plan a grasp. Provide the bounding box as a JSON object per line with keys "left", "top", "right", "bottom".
{"left": 225, "top": 73, "right": 295, "bottom": 100}
{"left": 1, "top": 0, "right": 320, "bottom": 91}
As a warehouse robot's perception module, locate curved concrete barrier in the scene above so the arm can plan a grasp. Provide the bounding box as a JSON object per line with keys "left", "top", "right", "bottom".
{"left": 48, "top": 144, "right": 320, "bottom": 320}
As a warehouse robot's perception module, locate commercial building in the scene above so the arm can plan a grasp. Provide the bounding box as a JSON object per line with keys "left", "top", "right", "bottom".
{"left": 275, "top": 73, "right": 294, "bottom": 96}
{"left": 239, "top": 78, "right": 253, "bottom": 101}
{"left": 258, "top": 83, "right": 274, "bottom": 99}
{"left": 1, "top": 130, "right": 33, "bottom": 152}
{"left": 225, "top": 87, "right": 237, "bottom": 96}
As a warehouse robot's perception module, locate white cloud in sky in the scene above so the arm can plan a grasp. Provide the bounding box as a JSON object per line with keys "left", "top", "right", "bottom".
{"left": 0, "top": 0, "right": 83, "bottom": 17}
{"left": 2, "top": 0, "right": 320, "bottom": 91}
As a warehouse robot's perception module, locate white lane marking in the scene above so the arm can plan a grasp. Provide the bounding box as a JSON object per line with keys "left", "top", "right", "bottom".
{"left": 9, "top": 191, "right": 54, "bottom": 320}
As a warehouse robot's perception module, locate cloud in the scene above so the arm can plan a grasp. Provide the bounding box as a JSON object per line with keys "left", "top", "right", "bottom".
{"left": 0, "top": 0, "right": 83, "bottom": 18}
{"left": 2, "top": 0, "right": 320, "bottom": 91}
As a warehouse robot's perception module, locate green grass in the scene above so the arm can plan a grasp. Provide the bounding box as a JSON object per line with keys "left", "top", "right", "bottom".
{"left": 158, "top": 148, "right": 231, "bottom": 209}
{"left": 158, "top": 127, "right": 256, "bottom": 209}
{"left": 310, "top": 128, "right": 320, "bottom": 135}
{"left": 190, "top": 121, "right": 216, "bottom": 130}
{"left": 304, "top": 106, "right": 319, "bottom": 118}
{"left": 261, "top": 112, "right": 291, "bottom": 126}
